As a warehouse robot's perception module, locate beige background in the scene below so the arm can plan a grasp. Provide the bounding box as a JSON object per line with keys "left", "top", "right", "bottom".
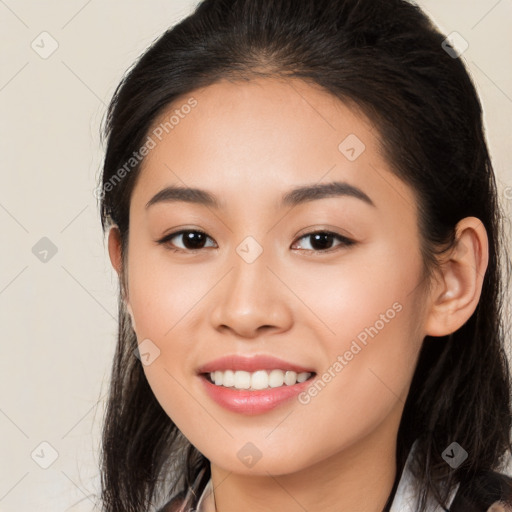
{"left": 0, "top": 1, "right": 511, "bottom": 510}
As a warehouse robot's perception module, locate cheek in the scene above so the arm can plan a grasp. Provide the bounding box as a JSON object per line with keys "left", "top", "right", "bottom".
{"left": 286, "top": 266, "right": 424, "bottom": 469}
{"left": 299, "top": 241, "right": 425, "bottom": 401}
{"left": 127, "top": 240, "right": 208, "bottom": 341}
{"left": 294, "top": 239, "right": 423, "bottom": 350}
{"left": 124, "top": 245, "right": 195, "bottom": 372}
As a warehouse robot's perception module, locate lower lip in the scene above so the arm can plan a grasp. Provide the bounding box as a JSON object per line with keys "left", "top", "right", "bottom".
{"left": 199, "top": 374, "right": 316, "bottom": 415}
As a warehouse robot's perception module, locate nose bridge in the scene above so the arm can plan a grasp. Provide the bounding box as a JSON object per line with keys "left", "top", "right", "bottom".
{"left": 210, "top": 234, "right": 292, "bottom": 336}
{"left": 231, "top": 235, "right": 270, "bottom": 299}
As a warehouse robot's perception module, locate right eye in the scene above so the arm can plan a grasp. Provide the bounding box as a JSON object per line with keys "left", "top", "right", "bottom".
{"left": 156, "top": 229, "right": 217, "bottom": 252}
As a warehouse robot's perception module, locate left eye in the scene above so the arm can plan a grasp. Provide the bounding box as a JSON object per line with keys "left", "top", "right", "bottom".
{"left": 292, "top": 231, "right": 355, "bottom": 252}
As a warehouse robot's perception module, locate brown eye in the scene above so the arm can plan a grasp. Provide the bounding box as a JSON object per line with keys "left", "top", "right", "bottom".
{"left": 157, "top": 230, "right": 216, "bottom": 252}
{"left": 292, "top": 231, "right": 355, "bottom": 252}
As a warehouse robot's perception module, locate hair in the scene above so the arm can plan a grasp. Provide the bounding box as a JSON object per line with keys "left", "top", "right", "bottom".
{"left": 97, "top": 0, "right": 512, "bottom": 510}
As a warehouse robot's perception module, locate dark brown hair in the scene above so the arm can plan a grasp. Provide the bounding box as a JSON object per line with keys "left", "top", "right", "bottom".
{"left": 97, "top": 0, "right": 512, "bottom": 510}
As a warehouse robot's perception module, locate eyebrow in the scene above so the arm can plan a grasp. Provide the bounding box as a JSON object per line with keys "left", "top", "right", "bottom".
{"left": 145, "top": 181, "right": 375, "bottom": 210}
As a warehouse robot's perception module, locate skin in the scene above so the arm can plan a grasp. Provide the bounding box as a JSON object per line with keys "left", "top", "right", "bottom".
{"left": 108, "top": 77, "right": 488, "bottom": 512}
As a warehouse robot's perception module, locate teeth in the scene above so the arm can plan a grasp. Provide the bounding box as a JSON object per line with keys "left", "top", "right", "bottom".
{"left": 208, "top": 369, "right": 313, "bottom": 390}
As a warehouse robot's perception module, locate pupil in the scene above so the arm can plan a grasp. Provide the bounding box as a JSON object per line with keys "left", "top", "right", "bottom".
{"left": 185, "top": 231, "right": 205, "bottom": 249}
{"left": 311, "top": 233, "right": 332, "bottom": 250}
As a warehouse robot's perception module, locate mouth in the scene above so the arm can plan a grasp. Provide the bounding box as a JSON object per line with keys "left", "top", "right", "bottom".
{"left": 198, "top": 369, "right": 317, "bottom": 415}
{"left": 196, "top": 354, "right": 317, "bottom": 414}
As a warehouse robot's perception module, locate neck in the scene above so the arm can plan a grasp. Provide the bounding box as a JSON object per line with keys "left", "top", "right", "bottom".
{"left": 209, "top": 417, "right": 402, "bottom": 512}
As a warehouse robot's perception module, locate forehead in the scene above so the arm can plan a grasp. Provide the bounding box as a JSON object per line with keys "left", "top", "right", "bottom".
{"left": 145, "top": 76, "right": 377, "bottom": 156}
{"left": 130, "top": 77, "right": 415, "bottom": 216}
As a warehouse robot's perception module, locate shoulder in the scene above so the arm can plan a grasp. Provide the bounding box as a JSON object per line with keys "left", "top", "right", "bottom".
{"left": 450, "top": 470, "right": 512, "bottom": 512}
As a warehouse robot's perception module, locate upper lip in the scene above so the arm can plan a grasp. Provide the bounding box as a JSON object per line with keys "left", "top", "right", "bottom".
{"left": 197, "top": 354, "right": 316, "bottom": 374}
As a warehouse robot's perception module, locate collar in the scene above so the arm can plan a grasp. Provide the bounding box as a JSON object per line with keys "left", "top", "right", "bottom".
{"left": 195, "top": 441, "right": 460, "bottom": 512}
{"left": 195, "top": 477, "right": 215, "bottom": 512}
{"left": 390, "top": 440, "right": 460, "bottom": 511}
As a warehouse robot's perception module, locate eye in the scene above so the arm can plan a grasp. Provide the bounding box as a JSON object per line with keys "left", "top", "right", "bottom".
{"left": 157, "top": 229, "right": 217, "bottom": 252}
{"left": 156, "top": 229, "right": 355, "bottom": 254}
{"left": 291, "top": 231, "right": 355, "bottom": 253}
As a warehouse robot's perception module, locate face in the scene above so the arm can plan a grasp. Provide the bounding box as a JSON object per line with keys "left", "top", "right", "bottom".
{"left": 117, "top": 77, "right": 431, "bottom": 476}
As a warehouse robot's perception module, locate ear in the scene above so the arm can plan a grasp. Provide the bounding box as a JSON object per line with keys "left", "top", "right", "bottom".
{"left": 424, "top": 217, "right": 489, "bottom": 337}
{"left": 108, "top": 226, "right": 136, "bottom": 330}
{"left": 108, "top": 225, "right": 123, "bottom": 276}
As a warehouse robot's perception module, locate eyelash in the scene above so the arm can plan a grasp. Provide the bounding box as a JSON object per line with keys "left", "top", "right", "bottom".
{"left": 156, "top": 229, "right": 356, "bottom": 254}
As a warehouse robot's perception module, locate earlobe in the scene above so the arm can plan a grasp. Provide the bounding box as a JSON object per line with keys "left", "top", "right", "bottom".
{"left": 424, "top": 217, "right": 489, "bottom": 337}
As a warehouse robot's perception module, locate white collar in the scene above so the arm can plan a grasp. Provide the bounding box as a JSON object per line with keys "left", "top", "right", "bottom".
{"left": 195, "top": 441, "right": 460, "bottom": 512}
{"left": 390, "top": 440, "right": 459, "bottom": 511}
{"left": 195, "top": 477, "right": 214, "bottom": 512}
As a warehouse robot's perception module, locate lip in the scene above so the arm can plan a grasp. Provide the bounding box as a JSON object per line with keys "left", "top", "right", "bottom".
{"left": 199, "top": 373, "right": 316, "bottom": 415}
{"left": 196, "top": 354, "right": 315, "bottom": 374}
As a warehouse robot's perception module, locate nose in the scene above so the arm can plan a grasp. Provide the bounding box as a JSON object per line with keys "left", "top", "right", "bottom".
{"left": 209, "top": 243, "right": 294, "bottom": 339}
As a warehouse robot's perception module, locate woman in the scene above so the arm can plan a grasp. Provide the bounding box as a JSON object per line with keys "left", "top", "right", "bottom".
{"left": 97, "top": 0, "right": 512, "bottom": 510}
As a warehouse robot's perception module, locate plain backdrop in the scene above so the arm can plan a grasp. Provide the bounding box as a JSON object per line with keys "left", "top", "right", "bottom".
{"left": 0, "top": 1, "right": 511, "bottom": 510}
